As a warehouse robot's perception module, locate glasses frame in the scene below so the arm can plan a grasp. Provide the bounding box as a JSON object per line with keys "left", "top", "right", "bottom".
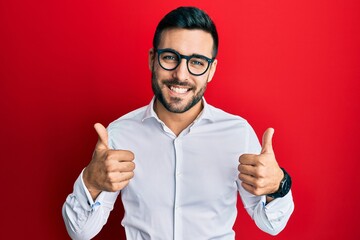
{"left": 156, "top": 48, "right": 215, "bottom": 76}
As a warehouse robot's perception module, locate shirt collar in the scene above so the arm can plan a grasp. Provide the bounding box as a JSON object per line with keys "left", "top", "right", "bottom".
{"left": 142, "top": 96, "right": 215, "bottom": 123}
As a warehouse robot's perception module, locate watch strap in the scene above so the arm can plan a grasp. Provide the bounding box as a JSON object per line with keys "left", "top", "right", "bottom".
{"left": 267, "top": 167, "right": 292, "bottom": 199}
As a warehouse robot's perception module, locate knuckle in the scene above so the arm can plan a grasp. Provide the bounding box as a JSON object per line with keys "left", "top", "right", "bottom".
{"left": 256, "top": 168, "right": 265, "bottom": 178}
{"left": 104, "top": 161, "right": 114, "bottom": 172}
{"left": 253, "top": 187, "right": 262, "bottom": 196}
{"left": 127, "top": 171, "right": 135, "bottom": 178}
{"left": 128, "top": 151, "right": 135, "bottom": 160}
{"left": 117, "top": 180, "right": 130, "bottom": 191}
{"left": 128, "top": 162, "right": 136, "bottom": 170}
{"left": 120, "top": 150, "right": 134, "bottom": 160}
{"left": 253, "top": 159, "right": 261, "bottom": 167}
{"left": 121, "top": 161, "right": 135, "bottom": 171}
{"left": 254, "top": 178, "right": 265, "bottom": 188}
{"left": 253, "top": 190, "right": 261, "bottom": 196}
{"left": 239, "top": 154, "right": 249, "bottom": 162}
{"left": 106, "top": 183, "right": 118, "bottom": 192}
{"left": 109, "top": 185, "right": 118, "bottom": 192}
{"left": 253, "top": 178, "right": 260, "bottom": 187}
{"left": 238, "top": 173, "right": 245, "bottom": 181}
{"left": 258, "top": 178, "right": 265, "bottom": 188}
{"left": 107, "top": 151, "right": 118, "bottom": 161}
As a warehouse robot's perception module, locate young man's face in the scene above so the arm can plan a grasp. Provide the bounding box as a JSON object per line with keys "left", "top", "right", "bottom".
{"left": 149, "top": 28, "right": 217, "bottom": 113}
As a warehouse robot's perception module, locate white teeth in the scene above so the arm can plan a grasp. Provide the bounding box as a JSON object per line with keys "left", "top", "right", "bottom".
{"left": 170, "top": 86, "right": 188, "bottom": 94}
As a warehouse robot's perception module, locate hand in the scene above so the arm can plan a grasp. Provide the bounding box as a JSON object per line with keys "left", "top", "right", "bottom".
{"left": 238, "top": 128, "right": 283, "bottom": 197}
{"left": 83, "top": 123, "right": 135, "bottom": 200}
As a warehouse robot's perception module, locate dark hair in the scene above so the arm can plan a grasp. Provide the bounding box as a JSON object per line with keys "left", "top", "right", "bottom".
{"left": 153, "top": 6, "right": 219, "bottom": 58}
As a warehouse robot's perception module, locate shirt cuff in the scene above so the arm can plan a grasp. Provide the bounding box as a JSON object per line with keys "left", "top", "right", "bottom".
{"left": 75, "top": 168, "right": 102, "bottom": 211}
{"left": 264, "top": 189, "right": 294, "bottom": 224}
{"left": 78, "top": 168, "right": 120, "bottom": 212}
{"left": 265, "top": 189, "right": 293, "bottom": 209}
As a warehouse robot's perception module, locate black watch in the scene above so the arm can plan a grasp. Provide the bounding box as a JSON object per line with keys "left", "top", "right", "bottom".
{"left": 267, "top": 167, "right": 292, "bottom": 199}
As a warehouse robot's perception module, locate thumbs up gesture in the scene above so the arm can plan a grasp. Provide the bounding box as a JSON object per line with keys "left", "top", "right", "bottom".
{"left": 238, "top": 128, "right": 284, "bottom": 197}
{"left": 83, "top": 123, "right": 135, "bottom": 200}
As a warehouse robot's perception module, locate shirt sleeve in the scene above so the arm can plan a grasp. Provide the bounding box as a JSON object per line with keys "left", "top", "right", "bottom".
{"left": 238, "top": 123, "right": 295, "bottom": 235}
{"left": 62, "top": 169, "right": 120, "bottom": 240}
{"left": 239, "top": 184, "right": 294, "bottom": 235}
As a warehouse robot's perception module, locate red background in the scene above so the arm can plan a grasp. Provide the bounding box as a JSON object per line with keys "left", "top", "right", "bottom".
{"left": 1, "top": 0, "right": 359, "bottom": 239}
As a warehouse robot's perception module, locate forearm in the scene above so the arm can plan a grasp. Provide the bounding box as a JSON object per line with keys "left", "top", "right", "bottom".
{"left": 62, "top": 170, "right": 119, "bottom": 240}
{"left": 83, "top": 167, "right": 102, "bottom": 200}
{"left": 239, "top": 183, "right": 294, "bottom": 235}
{"left": 253, "top": 190, "right": 294, "bottom": 235}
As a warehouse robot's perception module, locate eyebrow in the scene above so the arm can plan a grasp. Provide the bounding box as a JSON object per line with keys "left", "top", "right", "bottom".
{"left": 163, "top": 48, "right": 212, "bottom": 59}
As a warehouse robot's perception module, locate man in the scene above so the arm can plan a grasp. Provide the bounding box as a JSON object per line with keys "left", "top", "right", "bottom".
{"left": 63, "top": 6, "right": 294, "bottom": 240}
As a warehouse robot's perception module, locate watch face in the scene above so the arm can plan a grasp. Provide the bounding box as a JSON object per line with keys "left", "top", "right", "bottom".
{"left": 269, "top": 168, "right": 292, "bottom": 198}
{"left": 281, "top": 173, "right": 292, "bottom": 196}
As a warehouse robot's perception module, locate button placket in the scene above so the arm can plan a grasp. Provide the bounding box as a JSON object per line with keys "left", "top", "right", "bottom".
{"left": 173, "top": 137, "right": 183, "bottom": 240}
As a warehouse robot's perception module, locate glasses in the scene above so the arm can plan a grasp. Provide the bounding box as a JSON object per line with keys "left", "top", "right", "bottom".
{"left": 156, "top": 48, "right": 215, "bottom": 76}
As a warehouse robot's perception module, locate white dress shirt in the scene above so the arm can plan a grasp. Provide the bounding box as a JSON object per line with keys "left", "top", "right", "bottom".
{"left": 62, "top": 97, "right": 294, "bottom": 240}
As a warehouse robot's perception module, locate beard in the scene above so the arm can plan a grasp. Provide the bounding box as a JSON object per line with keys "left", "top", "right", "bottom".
{"left": 151, "top": 70, "right": 208, "bottom": 114}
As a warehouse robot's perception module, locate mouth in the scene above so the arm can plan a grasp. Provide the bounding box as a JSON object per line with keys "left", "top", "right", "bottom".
{"left": 168, "top": 85, "right": 192, "bottom": 95}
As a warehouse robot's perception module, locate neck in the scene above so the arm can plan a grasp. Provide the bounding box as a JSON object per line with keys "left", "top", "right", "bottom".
{"left": 154, "top": 99, "right": 203, "bottom": 136}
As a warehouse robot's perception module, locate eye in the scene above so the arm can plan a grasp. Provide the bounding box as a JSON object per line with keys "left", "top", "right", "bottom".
{"left": 163, "top": 55, "right": 175, "bottom": 60}
{"left": 161, "top": 52, "right": 178, "bottom": 62}
{"left": 190, "top": 60, "right": 204, "bottom": 66}
{"left": 189, "top": 57, "right": 207, "bottom": 67}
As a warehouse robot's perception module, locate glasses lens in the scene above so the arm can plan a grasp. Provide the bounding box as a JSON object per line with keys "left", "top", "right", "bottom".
{"left": 188, "top": 57, "right": 209, "bottom": 75}
{"left": 159, "top": 51, "right": 179, "bottom": 70}
{"left": 157, "top": 50, "right": 211, "bottom": 76}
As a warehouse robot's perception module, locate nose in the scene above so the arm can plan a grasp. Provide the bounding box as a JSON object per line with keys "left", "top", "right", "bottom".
{"left": 172, "top": 58, "right": 189, "bottom": 81}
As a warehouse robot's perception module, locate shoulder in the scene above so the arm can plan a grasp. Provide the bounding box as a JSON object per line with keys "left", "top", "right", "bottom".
{"left": 207, "top": 103, "right": 249, "bottom": 126}
{"left": 106, "top": 105, "right": 150, "bottom": 149}
{"left": 200, "top": 103, "right": 261, "bottom": 153}
{"left": 108, "top": 105, "right": 147, "bottom": 131}
{"left": 205, "top": 103, "right": 259, "bottom": 140}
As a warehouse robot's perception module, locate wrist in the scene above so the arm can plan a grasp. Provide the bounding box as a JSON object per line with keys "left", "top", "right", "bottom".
{"left": 83, "top": 167, "right": 101, "bottom": 200}
{"left": 274, "top": 168, "right": 285, "bottom": 192}
{"left": 267, "top": 167, "right": 292, "bottom": 199}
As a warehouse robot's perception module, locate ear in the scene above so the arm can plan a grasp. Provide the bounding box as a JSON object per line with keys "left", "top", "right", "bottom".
{"left": 148, "top": 48, "right": 155, "bottom": 71}
{"left": 207, "top": 59, "right": 217, "bottom": 83}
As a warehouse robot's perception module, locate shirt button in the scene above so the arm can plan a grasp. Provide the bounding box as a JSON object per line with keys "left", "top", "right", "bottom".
{"left": 176, "top": 171, "right": 181, "bottom": 177}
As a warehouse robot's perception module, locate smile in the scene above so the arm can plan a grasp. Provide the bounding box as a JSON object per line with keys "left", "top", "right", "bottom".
{"left": 169, "top": 85, "right": 191, "bottom": 94}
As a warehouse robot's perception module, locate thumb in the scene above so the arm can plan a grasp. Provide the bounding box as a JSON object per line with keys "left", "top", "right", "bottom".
{"left": 261, "top": 128, "right": 274, "bottom": 154}
{"left": 94, "top": 123, "right": 109, "bottom": 149}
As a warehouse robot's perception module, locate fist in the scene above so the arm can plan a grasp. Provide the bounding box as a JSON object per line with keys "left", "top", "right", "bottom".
{"left": 83, "top": 123, "right": 135, "bottom": 199}
{"left": 238, "top": 128, "right": 283, "bottom": 196}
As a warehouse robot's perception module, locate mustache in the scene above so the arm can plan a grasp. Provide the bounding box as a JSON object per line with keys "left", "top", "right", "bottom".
{"left": 162, "top": 78, "right": 193, "bottom": 88}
